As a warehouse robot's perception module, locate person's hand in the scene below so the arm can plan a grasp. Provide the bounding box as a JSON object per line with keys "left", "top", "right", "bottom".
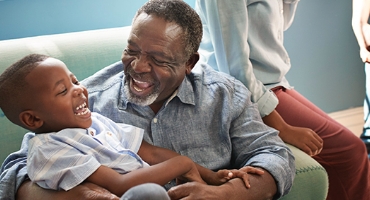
{"left": 74, "top": 182, "right": 120, "bottom": 200}
{"left": 207, "top": 166, "right": 264, "bottom": 188}
{"left": 366, "top": 52, "right": 370, "bottom": 63}
{"left": 168, "top": 182, "right": 225, "bottom": 200}
{"left": 169, "top": 170, "right": 277, "bottom": 200}
{"left": 359, "top": 47, "right": 370, "bottom": 63}
{"left": 262, "top": 110, "right": 323, "bottom": 156}
{"left": 279, "top": 124, "right": 323, "bottom": 156}
{"left": 362, "top": 24, "right": 370, "bottom": 63}
{"left": 17, "top": 180, "right": 119, "bottom": 200}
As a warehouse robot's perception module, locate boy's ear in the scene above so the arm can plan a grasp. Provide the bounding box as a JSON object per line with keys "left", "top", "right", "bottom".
{"left": 19, "top": 111, "right": 43, "bottom": 130}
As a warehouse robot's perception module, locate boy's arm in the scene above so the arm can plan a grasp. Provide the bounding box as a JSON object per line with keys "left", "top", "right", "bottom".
{"left": 86, "top": 155, "right": 204, "bottom": 197}
{"left": 138, "top": 141, "right": 217, "bottom": 182}
{"left": 138, "top": 141, "right": 262, "bottom": 186}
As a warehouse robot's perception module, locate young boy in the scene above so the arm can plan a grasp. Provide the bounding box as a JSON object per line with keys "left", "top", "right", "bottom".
{"left": 0, "top": 54, "right": 263, "bottom": 199}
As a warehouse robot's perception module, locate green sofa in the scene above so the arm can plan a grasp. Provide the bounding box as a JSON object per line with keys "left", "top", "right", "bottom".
{"left": 0, "top": 27, "right": 328, "bottom": 199}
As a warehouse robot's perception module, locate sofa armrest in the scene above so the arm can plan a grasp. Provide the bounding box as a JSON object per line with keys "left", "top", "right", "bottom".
{"left": 281, "top": 144, "right": 328, "bottom": 200}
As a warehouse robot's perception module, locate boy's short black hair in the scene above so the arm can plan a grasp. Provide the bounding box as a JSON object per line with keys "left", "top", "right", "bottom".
{"left": 0, "top": 53, "right": 49, "bottom": 126}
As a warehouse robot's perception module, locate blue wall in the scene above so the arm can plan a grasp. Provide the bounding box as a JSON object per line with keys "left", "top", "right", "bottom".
{"left": 284, "top": 0, "right": 365, "bottom": 113}
{"left": 0, "top": 0, "right": 161, "bottom": 40}
{"left": 0, "top": 0, "right": 365, "bottom": 113}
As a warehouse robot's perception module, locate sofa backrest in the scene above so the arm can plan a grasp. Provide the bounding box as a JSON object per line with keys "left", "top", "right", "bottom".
{"left": 0, "top": 26, "right": 131, "bottom": 163}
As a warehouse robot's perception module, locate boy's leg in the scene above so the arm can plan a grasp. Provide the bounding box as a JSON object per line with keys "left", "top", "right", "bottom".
{"left": 120, "top": 183, "right": 170, "bottom": 200}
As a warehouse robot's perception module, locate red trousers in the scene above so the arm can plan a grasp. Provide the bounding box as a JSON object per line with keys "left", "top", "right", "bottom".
{"left": 273, "top": 87, "right": 370, "bottom": 200}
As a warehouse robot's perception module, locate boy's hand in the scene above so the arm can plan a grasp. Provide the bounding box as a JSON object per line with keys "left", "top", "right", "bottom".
{"left": 209, "top": 166, "right": 264, "bottom": 188}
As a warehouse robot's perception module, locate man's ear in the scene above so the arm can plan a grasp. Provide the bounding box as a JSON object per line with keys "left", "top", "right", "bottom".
{"left": 19, "top": 111, "right": 43, "bottom": 130}
{"left": 185, "top": 53, "right": 200, "bottom": 74}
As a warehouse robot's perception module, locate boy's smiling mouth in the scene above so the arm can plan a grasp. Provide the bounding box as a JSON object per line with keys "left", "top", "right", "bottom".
{"left": 74, "top": 102, "right": 90, "bottom": 116}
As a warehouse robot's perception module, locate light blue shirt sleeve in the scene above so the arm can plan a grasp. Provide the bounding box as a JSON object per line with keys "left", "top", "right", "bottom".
{"left": 196, "top": 0, "right": 299, "bottom": 117}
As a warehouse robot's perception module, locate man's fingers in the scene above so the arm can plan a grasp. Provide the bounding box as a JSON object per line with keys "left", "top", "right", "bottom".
{"left": 168, "top": 184, "right": 191, "bottom": 200}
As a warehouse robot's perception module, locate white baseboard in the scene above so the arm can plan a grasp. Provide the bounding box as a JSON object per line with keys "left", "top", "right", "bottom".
{"left": 328, "top": 107, "right": 363, "bottom": 137}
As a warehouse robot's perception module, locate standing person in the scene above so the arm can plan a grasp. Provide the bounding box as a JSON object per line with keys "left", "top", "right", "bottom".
{"left": 0, "top": 54, "right": 257, "bottom": 199}
{"left": 352, "top": 0, "right": 370, "bottom": 155}
{"left": 0, "top": 0, "right": 296, "bottom": 199}
{"left": 195, "top": 0, "right": 370, "bottom": 199}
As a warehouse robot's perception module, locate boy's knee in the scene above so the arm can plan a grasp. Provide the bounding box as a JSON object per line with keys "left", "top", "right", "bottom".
{"left": 120, "top": 183, "right": 170, "bottom": 200}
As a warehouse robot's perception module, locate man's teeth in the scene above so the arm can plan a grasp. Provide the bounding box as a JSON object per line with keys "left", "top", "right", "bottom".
{"left": 133, "top": 85, "right": 143, "bottom": 92}
{"left": 133, "top": 78, "right": 146, "bottom": 84}
{"left": 132, "top": 78, "right": 150, "bottom": 92}
{"left": 76, "top": 102, "right": 86, "bottom": 110}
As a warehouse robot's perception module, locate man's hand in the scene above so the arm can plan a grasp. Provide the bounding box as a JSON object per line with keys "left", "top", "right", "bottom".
{"left": 75, "top": 182, "right": 120, "bottom": 200}
{"left": 168, "top": 182, "right": 225, "bottom": 200}
{"left": 168, "top": 170, "right": 277, "bottom": 200}
{"left": 17, "top": 180, "right": 119, "bottom": 200}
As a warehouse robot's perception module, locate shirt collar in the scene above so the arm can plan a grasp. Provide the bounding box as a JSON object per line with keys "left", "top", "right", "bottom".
{"left": 176, "top": 76, "right": 195, "bottom": 106}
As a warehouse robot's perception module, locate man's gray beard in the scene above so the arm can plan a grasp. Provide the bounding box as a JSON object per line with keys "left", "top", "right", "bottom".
{"left": 124, "top": 81, "right": 159, "bottom": 106}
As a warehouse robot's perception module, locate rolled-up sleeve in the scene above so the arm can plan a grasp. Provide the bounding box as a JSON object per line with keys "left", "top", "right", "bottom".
{"left": 229, "top": 81, "right": 295, "bottom": 197}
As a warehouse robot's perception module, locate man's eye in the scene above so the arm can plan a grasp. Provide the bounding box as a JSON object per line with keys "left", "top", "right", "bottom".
{"left": 152, "top": 57, "right": 165, "bottom": 65}
{"left": 124, "top": 48, "right": 137, "bottom": 55}
{"left": 74, "top": 80, "right": 80, "bottom": 85}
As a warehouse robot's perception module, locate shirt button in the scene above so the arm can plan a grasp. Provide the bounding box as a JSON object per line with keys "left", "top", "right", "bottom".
{"left": 153, "top": 118, "right": 158, "bottom": 123}
{"left": 107, "top": 132, "right": 112, "bottom": 136}
{"left": 89, "top": 131, "right": 94, "bottom": 136}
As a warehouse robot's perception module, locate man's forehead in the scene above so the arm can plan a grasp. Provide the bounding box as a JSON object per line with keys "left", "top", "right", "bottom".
{"left": 133, "top": 13, "right": 181, "bottom": 30}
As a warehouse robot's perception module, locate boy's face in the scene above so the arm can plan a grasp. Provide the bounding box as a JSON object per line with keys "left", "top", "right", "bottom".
{"left": 25, "top": 58, "right": 92, "bottom": 133}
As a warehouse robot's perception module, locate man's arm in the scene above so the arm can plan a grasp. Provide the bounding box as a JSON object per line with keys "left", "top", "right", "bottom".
{"left": 17, "top": 180, "right": 119, "bottom": 200}
{"left": 0, "top": 133, "right": 33, "bottom": 200}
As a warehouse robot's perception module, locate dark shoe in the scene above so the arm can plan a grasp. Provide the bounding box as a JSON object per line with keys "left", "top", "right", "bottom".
{"left": 360, "top": 129, "right": 370, "bottom": 158}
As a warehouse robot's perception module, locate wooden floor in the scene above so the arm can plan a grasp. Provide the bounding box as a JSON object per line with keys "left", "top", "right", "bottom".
{"left": 328, "top": 107, "right": 364, "bottom": 137}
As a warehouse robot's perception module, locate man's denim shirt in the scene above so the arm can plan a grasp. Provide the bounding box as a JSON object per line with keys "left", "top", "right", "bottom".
{"left": 82, "top": 61, "right": 295, "bottom": 197}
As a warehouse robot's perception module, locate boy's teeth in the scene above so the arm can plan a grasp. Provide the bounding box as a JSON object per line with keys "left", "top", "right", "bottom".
{"left": 76, "top": 102, "right": 86, "bottom": 110}
{"left": 75, "top": 108, "right": 90, "bottom": 116}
